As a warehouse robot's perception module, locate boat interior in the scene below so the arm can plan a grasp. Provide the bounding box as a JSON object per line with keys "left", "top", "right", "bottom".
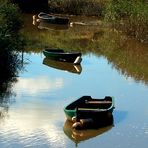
{"left": 45, "top": 48, "right": 64, "bottom": 53}
{"left": 66, "top": 96, "right": 113, "bottom": 110}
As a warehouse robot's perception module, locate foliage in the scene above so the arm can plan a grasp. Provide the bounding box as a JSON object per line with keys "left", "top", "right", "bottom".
{"left": 104, "top": 0, "right": 148, "bottom": 42}
{"left": 0, "top": 0, "right": 24, "bottom": 50}
{"left": 102, "top": 32, "right": 148, "bottom": 84}
{"left": 48, "top": 0, "right": 106, "bottom": 16}
{"left": 47, "top": 0, "right": 147, "bottom": 42}
{"left": 0, "top": 0, "right": 24, "bottom": 94}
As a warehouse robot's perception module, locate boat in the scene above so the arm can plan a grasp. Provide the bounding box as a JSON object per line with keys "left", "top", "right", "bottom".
{"left": 43, "top": 58, "right": 82, "bottom": 74}
{"left": 38, "top": 12, "right": 69, "bottom": 25}
{"left": 63, "top": 119, "right": 113, "bottom": 146}
{"left": 43, "top": 48, "right": 82, "bottom": 64}
{"left": 64, "top": 96, "right": 115, "bottom": 121}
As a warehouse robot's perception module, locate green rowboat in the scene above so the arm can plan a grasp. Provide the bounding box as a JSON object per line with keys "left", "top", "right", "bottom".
{"left": 43, "top": 48, "right": 82, "bottom": 64}
{"left": 64, "top": 96, "right": 115, "bottom": 121}
{"left": 38, "top": 12, "right": 69, "bottom": 25}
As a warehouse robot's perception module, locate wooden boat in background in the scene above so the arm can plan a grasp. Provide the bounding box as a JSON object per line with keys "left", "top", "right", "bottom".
{"left": 64, "top": 96, "right": 115, "bottom": 121}
{"left": 38, "top": 12, "right": 69, "bottom": 25}
{"left": 43, "top": 48, "right": 82, "bottom": 64}
{"left": 43, "top": 58, "right": 82, "bottom": 74}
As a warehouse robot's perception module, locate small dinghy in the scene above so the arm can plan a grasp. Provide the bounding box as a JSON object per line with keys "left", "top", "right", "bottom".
{"left": 38, "top": 12, "right": 69, "bottom": 25}
{"left": 64, "top": 96, "right": 115, "bottom": 121}
{"left": 43, "top": 48, "right": 82, "bottom": 64}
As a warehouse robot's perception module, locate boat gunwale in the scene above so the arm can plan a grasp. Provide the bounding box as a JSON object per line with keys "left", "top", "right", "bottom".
{"left": 64, "top": 96, "right": 115, "bottom": 113}
{"left": 38, "top": 12, "right": 69, "bottom": 21}
{"left": 43, "top": 49, "right": 82, "bottom": 56}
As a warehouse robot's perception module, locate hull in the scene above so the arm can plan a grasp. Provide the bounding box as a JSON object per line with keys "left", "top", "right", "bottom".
{"left": 43, "top": 58, "right": 82, "bottom": 74}
{"left": 38, "top": 12, "right": 69, "bottom": 24}
{"left": 43, "top": 48, "right": 82, "bottom": 64}
{"left": 64, "top": 96, "right": 115, "bottom": 121}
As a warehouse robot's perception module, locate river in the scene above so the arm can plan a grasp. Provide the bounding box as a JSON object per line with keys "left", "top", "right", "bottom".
{"left": 0, "top": 14, "right": 148, "bottom": 148}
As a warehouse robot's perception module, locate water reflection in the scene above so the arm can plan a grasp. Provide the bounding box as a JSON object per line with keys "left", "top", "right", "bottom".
{"left": 63, "top": 118, "right": 114, "bottom": 146}
{"left": 100, "top": 35, "right": 148, "bottom": 85}
{"left": 113, "top": 110, "right": 128, "bottom": 125}
{"left": 38, "top": 21, "right": 69, "bottom": 31}
{"left": 14, "top": 76, "right": 64, "bottom": 95}
{"left": 0, "top": 103, "right": 9, "bottom": 123}
{"left": 43, "top": 58, "right": 82, "bottom": 74}
{"left": 23, "top": 13, "right": 148, "bottom": 86}
{"left": 0, "top": 55, "right": 22, "bottom": 123}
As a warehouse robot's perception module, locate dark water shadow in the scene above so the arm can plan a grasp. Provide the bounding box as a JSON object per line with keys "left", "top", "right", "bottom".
{"left": 0, "top": 69, "right": 17, "bottom": 122}
{"left": 0, "top": 52, "right": 24, "bottom": 122}
{"left": 43, "top": 58, "right": 82, "bottom": 74}
{"left": 37, "top": 21, "right": 69, "bottom": 31}
{"left": 63, "top": 116, "right": 114, "bottom": 146}
{"left": 113, "top": 110, "right": 128, "bottom": 125}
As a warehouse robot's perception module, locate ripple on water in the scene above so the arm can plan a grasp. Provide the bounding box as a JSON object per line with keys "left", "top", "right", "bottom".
{"left": 0, "top": 123, "right": 66, "bottom": 148}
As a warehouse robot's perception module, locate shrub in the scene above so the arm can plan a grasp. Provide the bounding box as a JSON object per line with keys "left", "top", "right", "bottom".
{"left": 48, "top": 0, "right": 106, "bottom": 16}
{"left": 0, "top": 0, "right": 24, "bottom": 81}
{"left": 105, "top": 0, "right": 148, "bottom": 42}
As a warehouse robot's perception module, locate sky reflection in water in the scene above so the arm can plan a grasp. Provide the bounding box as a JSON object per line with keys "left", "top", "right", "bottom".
{"left": 0, "top": 52, "right": 148, "bottom": 148}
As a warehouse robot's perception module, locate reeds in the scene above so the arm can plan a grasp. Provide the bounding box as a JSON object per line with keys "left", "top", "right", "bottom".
{"left": 104, "top": 0, "right": 148, "bottom": 43}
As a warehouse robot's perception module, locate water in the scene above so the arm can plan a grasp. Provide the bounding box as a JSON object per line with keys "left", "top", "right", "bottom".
{"left": 0, "top": 14, "right": 148, "bottom": 148}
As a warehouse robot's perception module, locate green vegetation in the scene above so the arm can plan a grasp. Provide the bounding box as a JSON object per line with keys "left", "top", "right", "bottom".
{"left": 48, "top": 0, "right": 147, "bottom": 42}
{"left": 0, "top": 0, "right": 147, "bottom": 85}
{"left": 0, "top": 0, "right": 23, "bottom": 50}
{"left": 104, "top": 0, "right": 148, "bottom": 42}
{"left": 48, "top": 0, "right": 106, "bottom": 16}
{"left": 96, "top": 30, "right": 148, "bottom": 85}
{"left": 22, "top": 15, "right": 103, "bottom": 54}
{"left": 0, "top": 0, "right": 24, "bottom": 99}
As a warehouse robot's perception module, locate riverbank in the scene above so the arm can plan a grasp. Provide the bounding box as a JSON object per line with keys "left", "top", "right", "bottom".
{"left": 11, "top": 0, "right": 147, "bottom": 43}
{"left": 48, "top": 0, "right": 147, "bottom": 43}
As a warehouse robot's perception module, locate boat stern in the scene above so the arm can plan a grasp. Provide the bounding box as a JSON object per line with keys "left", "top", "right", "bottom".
{"left": 74, "top": 56, "right": 82, "bottom": 64}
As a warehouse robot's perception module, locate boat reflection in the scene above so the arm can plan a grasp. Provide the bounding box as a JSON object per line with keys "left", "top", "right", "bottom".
{"left": 43, "top": 58, "right": 82, "bottom": 74}
{"left": 38, "top": 21, "right": 69, "bottom": 31}
{"left": 63, "top": 115, "right": 114, "bottom": 145}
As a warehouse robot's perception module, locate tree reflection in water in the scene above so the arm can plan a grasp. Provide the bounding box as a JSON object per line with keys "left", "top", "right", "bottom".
{"left": 97, "top": 31, "right": 148, "bottom": 85}
{"left": 0, "top": 52, "right": 24, "bottom": 122}
{"left": 0, "top": 1, "right": 25, "bottom": 122}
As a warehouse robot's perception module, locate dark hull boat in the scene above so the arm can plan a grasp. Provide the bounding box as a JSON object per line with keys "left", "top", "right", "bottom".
{"left": 43, "top": 48, "right": 82, "bottom": 64}
{"left": 43, "top": 58, "right": 82, "bottom": 74}
{"left": 64, "top": 96, "right": 115, "bottom": 121}
{"left": 38, "top": 12, "right": 69, "bottom": 25}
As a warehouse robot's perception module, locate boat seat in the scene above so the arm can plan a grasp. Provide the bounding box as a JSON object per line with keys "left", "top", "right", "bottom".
{"left": 85, "top": 101, "right": 112, "bottom": 104}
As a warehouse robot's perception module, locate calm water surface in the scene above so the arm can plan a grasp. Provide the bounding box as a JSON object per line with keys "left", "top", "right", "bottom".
{"left": 0, "top": 14, "right": 148, "bottom": 148}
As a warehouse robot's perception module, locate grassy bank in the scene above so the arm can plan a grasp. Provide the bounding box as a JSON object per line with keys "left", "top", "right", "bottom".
{"left": 47, "top": 0, "right": 147, "bottom": 43}
{"left": 48, "top": 0, "right": 107, "bottom": 16}
{"left": 104, "top": 0, "right": 148, "bottom": 43}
